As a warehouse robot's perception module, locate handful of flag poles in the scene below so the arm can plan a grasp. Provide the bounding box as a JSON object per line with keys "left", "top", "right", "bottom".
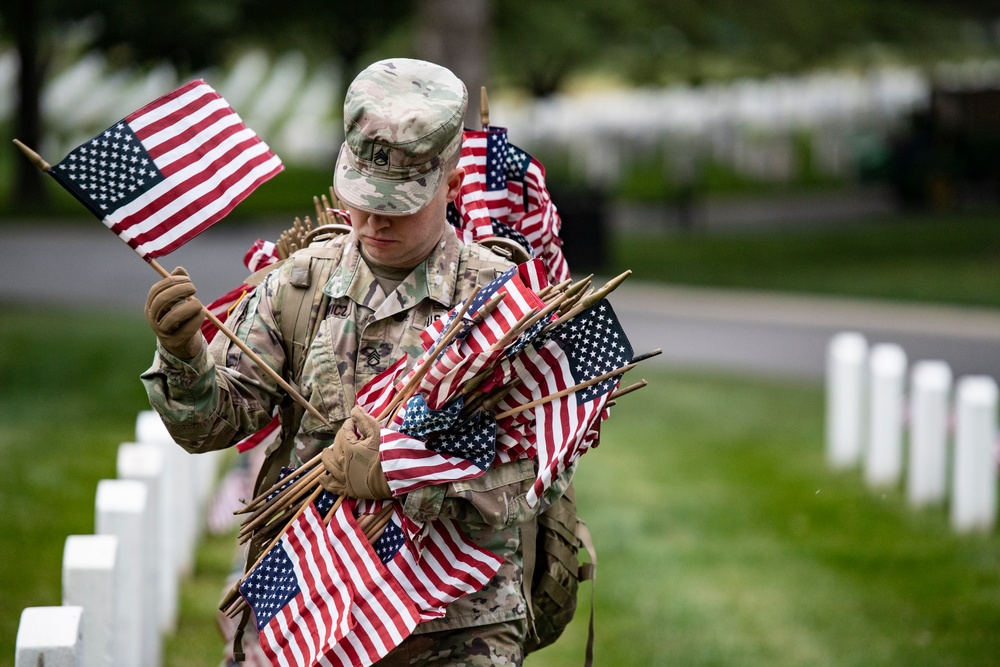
{"left": 18, "top": 79, "right": 659, "bottom": 665}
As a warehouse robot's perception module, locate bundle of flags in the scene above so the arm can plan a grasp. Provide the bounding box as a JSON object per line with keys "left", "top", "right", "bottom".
{"left": 227, "top": 262, "right": 645, "bottom": 666}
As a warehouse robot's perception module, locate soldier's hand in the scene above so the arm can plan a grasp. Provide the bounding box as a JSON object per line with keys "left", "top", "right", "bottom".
{"left": 145, "top": 267, "right": 206, "bottom": 359}
{"left": 319, "top": 406, "right": 392, "bottom": 499}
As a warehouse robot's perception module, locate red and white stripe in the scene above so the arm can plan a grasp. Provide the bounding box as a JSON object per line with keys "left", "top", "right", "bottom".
{"left": 379, "top": 427, "right": 487, "bottom": 496}
{"left": 200, "top": 282, "right": 255, "bottom": 343}
{"left": 355, "top": 355, "right": 409, "bottom": 418}
{"left": 461, "top": 274, "right": 543, "bottom": 355}
{"left": 511, "top": 339, "right": 617, "bottom": 506}
{"left": 107, "top": 80, "right": 283, "bottom": 258}
{"left": 387, "top": 514, "right": 504, "bottom": 622}
{"left": 244, "top": 238, "right": 282, "bottom": 272}
{"left": 317, "top": 500, "right": 420, "bottom": 667}
{"left": 255, "top": 505, "right": 352, "bottom": 667}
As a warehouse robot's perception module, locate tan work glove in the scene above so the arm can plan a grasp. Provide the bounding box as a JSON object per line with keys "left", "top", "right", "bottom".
{"left": 319, "top": 406, "right": 392, "bottom": 499}
{"left": 145, "top": 266, "right": 206, "bottom": 359}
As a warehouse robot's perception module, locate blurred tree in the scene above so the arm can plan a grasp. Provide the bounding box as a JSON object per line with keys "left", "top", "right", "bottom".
{"left": 239, "top": 0, "right": 414, "bottom": 88}
{"left": 414, "top": 0, "right": 490, "bottom": 128}
{"left": 489, "top": 0, "right": 978, "bottom": 92}
{"left": 4, "top": 0, "right": 248, "bottom": 212}
{"left": 4, "top": 0, "right": 417, "bottom": 211}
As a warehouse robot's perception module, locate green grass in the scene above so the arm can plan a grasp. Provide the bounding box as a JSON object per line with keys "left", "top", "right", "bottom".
{"left": 0, "top": 305, "right": 152, "bottom": 666}
{"left": 612, "top": 210, "right": 1000, "bottom": 308}
{"left": 527, "top": 371, "right": 1000, "bottom": 667}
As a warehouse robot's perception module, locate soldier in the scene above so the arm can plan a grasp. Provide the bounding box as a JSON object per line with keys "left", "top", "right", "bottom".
{"left": 141, "top": 58, "right": 564, "bottom": 665}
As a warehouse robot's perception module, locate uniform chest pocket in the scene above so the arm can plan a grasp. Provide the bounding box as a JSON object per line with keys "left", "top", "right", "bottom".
{"left": 297, "top": 317, "right": 350, "bottom": 435}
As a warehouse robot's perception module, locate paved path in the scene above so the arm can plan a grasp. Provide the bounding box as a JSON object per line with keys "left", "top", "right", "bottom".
{"left": 4, "top": 221, "right": 1000, "bottom": 383}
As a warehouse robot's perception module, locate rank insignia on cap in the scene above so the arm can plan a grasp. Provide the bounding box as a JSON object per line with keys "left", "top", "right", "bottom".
{"left": 373, "top": 146, "right": 390, "bottom": 166}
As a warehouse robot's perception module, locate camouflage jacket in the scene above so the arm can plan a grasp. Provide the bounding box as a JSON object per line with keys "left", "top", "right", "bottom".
{"left": 141, "top": 229, "right": 570, "bottom": 633}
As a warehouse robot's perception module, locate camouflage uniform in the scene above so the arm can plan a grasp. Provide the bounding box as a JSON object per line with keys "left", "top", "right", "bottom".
{"left": 142, "top": 229, "right": 566, "bottom": 665}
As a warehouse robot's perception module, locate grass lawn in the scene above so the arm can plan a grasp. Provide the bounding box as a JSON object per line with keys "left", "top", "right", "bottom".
{"left": 0, "top": 306, "right": 153, "bottom": 666}
{"left": 612, "top": 210, "right": 1000, "bottom": 308}
{"left": 3, "top": 305, "right": 999, "bottom": 666}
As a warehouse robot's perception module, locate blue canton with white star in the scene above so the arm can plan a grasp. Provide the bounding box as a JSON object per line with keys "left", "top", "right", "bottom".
{"left": 427, "top": 412, "right": 497, "bottom": 471}
{"left": 505, "top": 144, "right": 531, "bottom": 181}
{"left": 551, "top": 299, "right": 633, "bottom": 402}
{"left": 486, "top": 130, "right": 509, "bottom": 192}
{"left": 49, "top": 120, "right": 164, "bottom": 219}
{"left": 239, "top": 539, "right": 300, "bottom": 629}
{"left": 400, "top": 395, "right": 464, "bottom": 438}
{"left": 372, "top": 519, "right": 406, "bottom": 564}
{"left": 314, "top": 490, "right": 339, "bottom": 517}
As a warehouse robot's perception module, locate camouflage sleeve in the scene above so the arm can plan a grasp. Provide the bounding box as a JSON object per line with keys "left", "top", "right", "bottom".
{"left": 400, "top": 459, "right": 577, "bottom": 530}
{"left": 140, "top": 272, "right": 288, "bottom": 453}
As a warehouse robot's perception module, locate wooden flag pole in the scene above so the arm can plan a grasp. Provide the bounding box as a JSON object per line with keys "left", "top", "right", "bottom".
{"left": 480, "top": 87, "right": 490, "bottom": 130}
{"left": 13, "top": 139, "right": 333, "bottom": 431}
{"left": 495, "top": 361, "right": 640, "bottom": 420}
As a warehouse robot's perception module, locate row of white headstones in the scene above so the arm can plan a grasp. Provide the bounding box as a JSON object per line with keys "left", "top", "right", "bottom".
{"left": 13, "top": 412, "right": 226, "bottom": 667}
{"left": 826, "top": 332, "right": 998, "bottom": 533}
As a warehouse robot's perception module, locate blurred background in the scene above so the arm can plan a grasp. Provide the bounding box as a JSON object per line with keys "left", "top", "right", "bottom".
{"left": 4, "top": 1, "right": 1000, "bottom": 666}
{"left": 6, "top": 0, "right": 1000, "bottom": 230}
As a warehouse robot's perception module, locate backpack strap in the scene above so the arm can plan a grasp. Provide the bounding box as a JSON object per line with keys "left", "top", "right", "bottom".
{"left": 521, "top": 515, "right": 539, "bottom": 639}
{"left": 247, "top": 234, "right": 350, "bottom": 551}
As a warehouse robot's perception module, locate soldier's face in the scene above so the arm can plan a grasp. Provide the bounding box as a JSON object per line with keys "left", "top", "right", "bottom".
{"left": 351, "top": 168, "right": 464, "bottom": 269}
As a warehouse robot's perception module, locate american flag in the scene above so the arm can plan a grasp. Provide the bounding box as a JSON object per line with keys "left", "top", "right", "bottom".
{"left": 460, "top": 266, "right": 544, "bottom": 355}
{"left": 379, "top": 409, "right": 497, "bottom": 495}
{"left": 404, "top": 266, "right": 543, "bottom": 411}
{"left": 244, "top": 238, "right": 282, "bottom": 272}
{"left": 239, "top": 502, "right": 353, "bottom": 667}
{"left": 508, "top": 298, "right": 633, "bottom": 506}
{"left": 49, "top": 79, "right": 283, "bottom": 259}
{"left": 503, "top": 142, "right": 570, "bottom": 284}
{"left": 387, "top": 513, "right": 504, "bottom": 622}
{"left": 317, "top": 499, "right": 421, "bottom": 667}
{"left": 447, "top": 128, "right": 569, "bottom": 284}
{"left": 200, "top": 282, "right": 255, "bottom": 343}
{"left": 459, "top": 128, "right": 511, "bottom": 220}
{"left": 355, "top": 355, "right": 409, "bottom": 418}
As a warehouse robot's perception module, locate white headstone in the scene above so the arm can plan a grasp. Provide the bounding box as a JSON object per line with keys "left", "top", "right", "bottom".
{"left": 952, "top": 376, "right": 998, "bottom": 533}
{"left": 907, "top": 361, "right": 952, "bottom": 508}
{"left": 95, "top": 479, "right": 147, "bottom": 667}
{"left": 825, "top": 332, "right": 868, "bottom": 469}
{"left": 136, "top": 410, "right": 196, "bottom": 577}
{"left": 866, "top": 343, "right": 907, "bottom": 488}
{"left": 116, "top": 443, "right": 165, "bottom": 665}
{"left": 62, "top": 535, "right": 118, "bottom": 667}
{"left": 16, "top": 606, "right": 84, "bottom": 667}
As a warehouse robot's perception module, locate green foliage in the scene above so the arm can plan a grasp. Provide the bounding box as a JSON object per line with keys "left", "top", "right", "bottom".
{"left": 492, "top": 0, "right": 981, "bottom": 92}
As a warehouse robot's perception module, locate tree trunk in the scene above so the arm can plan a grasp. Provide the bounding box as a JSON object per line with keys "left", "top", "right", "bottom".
{"left": 413, "top": 0, "right": 491, "bottom": 129}
{"left": 12, "top": 0, "right": 49, "bottom": 211}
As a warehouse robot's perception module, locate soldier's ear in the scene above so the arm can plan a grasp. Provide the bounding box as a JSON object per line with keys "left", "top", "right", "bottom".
{"left": 444, "top": 167, "right": 465, "bottom": 203}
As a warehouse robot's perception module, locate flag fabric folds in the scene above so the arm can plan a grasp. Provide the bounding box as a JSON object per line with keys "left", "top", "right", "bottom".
{"left": 241, "top": 492, "right": 503, "bottom": 666}
{"left": 505, "top": 298, "right": 633, "bottom": 506}
{"left": 380, "top": 407, "right": 497, "bottom": 495}
{"left": 448, "top": 127, "right": 570, "bottom": 284}
{"left": 240, "top": 502, "right": 354, "bottom": 667}
{"left": 49, "top": 79, "right": 283, "bottom": 259}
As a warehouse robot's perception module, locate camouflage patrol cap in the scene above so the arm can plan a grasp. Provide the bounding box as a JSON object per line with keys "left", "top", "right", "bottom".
{"left": 334, "top": 58, "right": 468, "bottom": 215}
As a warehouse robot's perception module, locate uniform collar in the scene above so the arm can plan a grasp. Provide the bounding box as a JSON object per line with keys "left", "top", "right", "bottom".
{"left": 323, "top": 230, "right": 462, "bottom": 319}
